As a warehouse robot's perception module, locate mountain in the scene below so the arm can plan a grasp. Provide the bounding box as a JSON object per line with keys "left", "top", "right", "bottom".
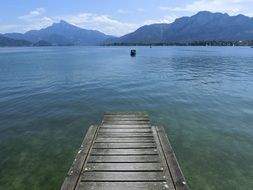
{"left": 2, "top": 12, "right": 253, "bottom": 46}
{"left": 4, "top": 21, "right": 112, "bottom": 45}
{"left": 107, "top": 11, "right": 253, "bottom": 44}
{"left": 33, "top": 40, "right": 52, "bottom": 46}
{"left": 0, "top": 35, "right": 32, "bottom": 46}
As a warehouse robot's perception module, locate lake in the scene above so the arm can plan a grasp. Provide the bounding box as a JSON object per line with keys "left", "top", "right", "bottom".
{"left": 0, "top": 46, "right": 253, "bottom": 190}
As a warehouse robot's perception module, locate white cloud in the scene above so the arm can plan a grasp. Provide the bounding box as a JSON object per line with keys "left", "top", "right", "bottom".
{"left": 19, "top": 8, "right": 45, "bottom": 20}
{"left": 19, "top": 8, "right": 53, "bottom": 31}
{"left": 2, "top": 8, "right": 138, "bottom": 35}
{"left": 117, "top": 9, "right": 128, "bottom": 14}
{"left": 5, "top": 8, "right": 54, "bottom": 33}
{"left": 22, "top": 17, "right": 53, "bottom": 31}
{"left": 160, "top": 0, "right": 253, "bottom": 16}
{"left": 144, "top": 15, "right": 177, "bottom": 25}
{"left": 57, "top": 13, "right": 138, "bottom": 36}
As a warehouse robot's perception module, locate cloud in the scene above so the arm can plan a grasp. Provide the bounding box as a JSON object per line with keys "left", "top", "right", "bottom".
{"left": 18, "top": 8, "right": 45, "bottom": 20}
{"left": 159, "top": 0, "right": 253, "bottom": 16}
{"left": 3, "top": 8, "right": 137, "bottom": 35}
{"left": 22, "top": 17, "right": 53, "bottom": 31}
{"left": 6, "top": 8, "right": 54, "bottom": 33}
{"left": 19, "top": 8, "right": 53, "bottom": 30}
{"left": 57, "top": 13, "right": 138, "bottom": 36}
{"left": 144, "top": 15, "right": 177, "bottom": 25}
{"left": 117, "top": 9, "right": 128, "bottom": 14}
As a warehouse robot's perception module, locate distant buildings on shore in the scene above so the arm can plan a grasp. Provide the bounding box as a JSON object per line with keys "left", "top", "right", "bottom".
{"left": 105, "top": 40, "right": 253, "bottom": 47}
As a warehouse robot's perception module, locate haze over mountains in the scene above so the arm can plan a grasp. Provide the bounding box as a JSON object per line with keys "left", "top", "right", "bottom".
{"left": 1, "top": 11, "right": 253, "bottom": 46}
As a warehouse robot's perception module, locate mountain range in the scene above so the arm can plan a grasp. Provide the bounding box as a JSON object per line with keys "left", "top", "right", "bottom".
{"left": 1, "top": 11, "right": 253, "bottom": 46}
{"left": 109, "top": 11, "right": 253, "bottom": 44}
{"left": 0, "top": 35, "right": 32, "bottom": 46}
{"left": 3, "top": 20, "right": 112, "bottom": 46}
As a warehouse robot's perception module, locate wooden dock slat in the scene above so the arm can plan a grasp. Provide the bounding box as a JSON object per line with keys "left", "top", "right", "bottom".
{"left": 77, "top": 182, "right": 169, "bottom": 190}
{"left": 99, "top": 128, "right": 152, "bottom": 133}
{"left": 103, "top": 118, "right": 150, "bottom": 121}
{"left": 91, "top": 148, "right": 158, "bottom": 156}
{"left": 104, "top": 113, "right": 148, "bottom": 116}
{"left": 103, "top": 121, "right": 150, "bottom": 125}
{"left": 104, "top": 112, "right": 148, "bottom": 115}
{"left": 95, "top": 137, "right": 155, "bottom": 143}
{"left": 85, "top": 163, "right": 163, "bottom": 171}
{"left": 101, "top": 124, "right": 150, "bottom": 128}
{"left": 103, "top": 116, "right": 149, "bottom": 121}
{"left": 97, "top": 133, "right": 153, "bottom": 138}
{"left": 88, "top": 155, "right": 160, "bottom": 163}
{"left": 156, "top": 126, "right": 189, "bottom": 190}
{"left": 61, "top": 112, "right": 189, "bottom": 190}
{"left": 93, "top": 142, "right": 156, "bottom": 149}
{"left": 152, "top": 126, "right": 176, "bottom": 190}
{"left": 60, "top": 125, "right": 98, "bottom": 190}
{"left": 81, "top": 172, "right": 166, "bottom": 182}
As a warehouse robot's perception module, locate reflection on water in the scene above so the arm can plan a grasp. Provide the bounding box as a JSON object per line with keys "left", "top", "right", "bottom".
{"left": 0, "top": 46, "right": 253, "bottom": 190}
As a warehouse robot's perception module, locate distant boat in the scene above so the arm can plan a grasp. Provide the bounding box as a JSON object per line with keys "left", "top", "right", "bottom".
{"left": 130, "top": 49, "right": 136, "bottom": 56}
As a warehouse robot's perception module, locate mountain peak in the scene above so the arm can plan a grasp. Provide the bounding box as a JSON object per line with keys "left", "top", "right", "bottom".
{"left": 196, "top": 11, "right": 212, "bottom": 15}
{"left": 52, "top": 20, "right": 73, "bottom": 27}
{"left": 194, "top": 11, "right": 228, "bottom": 17}
{"left": 3, "top": 18, "right": 111, "bottom": 46}
{"left": 49, "top": 20, "right": 75, "bottom": 29}
{"left": 59, "top": 20, "right": 70, "bottom": 25}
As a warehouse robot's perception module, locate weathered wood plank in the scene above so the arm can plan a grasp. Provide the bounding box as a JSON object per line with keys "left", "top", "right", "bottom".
{"left": 93, "top": 142, "right": 156, "bottom": 149}
{"left": 85, "top": 163, "right": 163, "bottom": 171}
{"left": 97, "top": 133, "right": 153, "bottom": 138}
{"left": 60, "top": 126, "right": 98, "bottom": 190}
{"left": 104, "top": 113, "right": 149, "bottom": 117}
{"left": 99, "top": 128, "right": 152, "bottom": 133}
{"left": 104, "top": 115, "right": 149, "bottom": 119}
{"left": 104, "top": 112, "right": 147, "bottom": 115}
{"left": 152, "top": 126, "right": 176, "bottom": 190}
{"left": 103, "top": 117, "right": 149, "bottom": 121}
{"left": 101, "top": 124, "right": 150, "bottom": 128}
{"left": 77, "top": 182, "right": 169, "bottom": 190}
{"left": 88, "top": 155, "right": 160, "bottom": 163}
{"left": 95, "top": 137, "right": 155, "bottom": 143}
{"left": 103, "top": 121, "right": 150, "bottom": 125}
{"left": 91, "top": 148, "right": 158, "bottom": 156}
{"left": 156, "top": 127, "right": 189, "bottom": 190}
{"left": 81, "top": 172, "right": 166, "bottom": 182}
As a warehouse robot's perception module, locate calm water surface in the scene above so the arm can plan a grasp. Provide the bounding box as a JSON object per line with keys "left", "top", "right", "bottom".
{"left": 0, "top": 46, "right": 253, "bottom": 190}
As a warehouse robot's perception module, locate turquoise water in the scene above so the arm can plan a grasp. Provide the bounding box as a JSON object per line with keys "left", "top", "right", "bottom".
{"left": 0, "top": 46, "right": 253, "bottom": 190}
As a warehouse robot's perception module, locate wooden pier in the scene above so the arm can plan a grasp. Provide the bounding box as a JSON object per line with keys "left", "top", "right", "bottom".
{"left": 61, "top": 112, "right": 189, "bottom": 190}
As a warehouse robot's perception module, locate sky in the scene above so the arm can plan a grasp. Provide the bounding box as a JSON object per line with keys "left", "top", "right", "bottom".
{"left": 0, "top": 0, "right": 253, "bottom": 36}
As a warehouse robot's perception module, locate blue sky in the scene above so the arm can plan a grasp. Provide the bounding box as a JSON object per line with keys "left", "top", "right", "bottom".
{"left": 0, "top": 0, "right": 252, "bottom": 36}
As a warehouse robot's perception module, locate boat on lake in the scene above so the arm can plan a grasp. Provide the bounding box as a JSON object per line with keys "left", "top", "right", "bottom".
{"left": 130, "top": 49, "right": 136, "bottom": 56}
